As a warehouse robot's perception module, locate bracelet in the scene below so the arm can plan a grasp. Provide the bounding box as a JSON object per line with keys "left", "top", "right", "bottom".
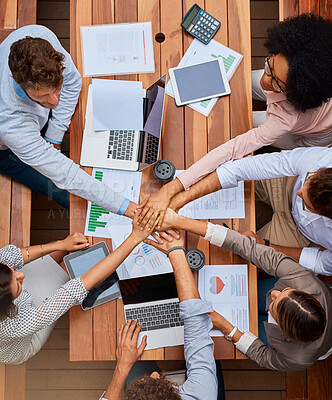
{"left": 25, "top": 246, "right": 31, "bottom": 263}
{"left": 264, "top": 239, "right": 270, "bottom": 247}
{"left": 40, "top": 244, "right": 44, "bottom": 259}
{"left": 166, "top": 246, "right": 186, "bottom": 258}
{"left": 225, "top": 326, "right": 238, "bottom": 342}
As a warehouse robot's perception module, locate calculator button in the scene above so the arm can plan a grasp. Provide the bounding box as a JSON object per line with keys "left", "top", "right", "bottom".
{"left": 213, "top": 20, "right": 219, "bottom": 26}
{"left": 203, "top": 12, "right": 206, "bottom": 16}
{"left": 211, "top": 25, "right": 216, "bottom": 30}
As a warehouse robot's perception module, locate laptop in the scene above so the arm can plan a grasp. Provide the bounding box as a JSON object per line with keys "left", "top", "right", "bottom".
{"left": 80, "top": 75, "right": 166, "bottom": 171}
{"left": 118, "top": 272, "right": 184, "bottom": 350}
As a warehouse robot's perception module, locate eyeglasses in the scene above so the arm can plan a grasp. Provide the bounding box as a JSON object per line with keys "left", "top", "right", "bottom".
{"left": 302, "top": 171, "right": 316, "bottom": 213}
{"left": 264, "top": 57, "right": 285, "bottom": 93}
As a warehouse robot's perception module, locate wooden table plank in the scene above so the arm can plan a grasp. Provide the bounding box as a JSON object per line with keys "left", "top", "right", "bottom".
{"left": 159, "top": 0, "right": 185, "bottom": 361}
{"left": 0, "top": 0, "right": 17, "bottom": 29}
{"left": 69, "top": 0, "right": 93, "bottom": 361}
{"left": 17, "top": 0, "right": 36, "bottom": 27}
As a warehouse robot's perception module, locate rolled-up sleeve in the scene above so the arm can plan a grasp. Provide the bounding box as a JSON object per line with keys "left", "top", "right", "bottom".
{"left": 179, "top": 299, "right": 218, "bottom": 400}
{"left": 299, "top": 247, "right": 332, "bottom": 276}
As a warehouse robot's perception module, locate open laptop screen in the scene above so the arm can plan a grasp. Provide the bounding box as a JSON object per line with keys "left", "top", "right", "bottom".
{"left": 119, "top": 272, "right": 178, "bottom": 306}
{"left": 143, "top": 75, "right": 166, "bottom": 138}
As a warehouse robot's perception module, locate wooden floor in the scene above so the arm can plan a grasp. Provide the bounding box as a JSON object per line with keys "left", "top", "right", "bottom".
{"left": 27, "top": 1, "right": 285, "bottom": 399}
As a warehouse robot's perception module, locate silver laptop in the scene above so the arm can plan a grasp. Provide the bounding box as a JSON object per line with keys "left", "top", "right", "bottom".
{"left": 80, "top": 75, "right": 166, "bottom": 171}
{"left": 118, "top": 272, "right": 184, "bottom": 350}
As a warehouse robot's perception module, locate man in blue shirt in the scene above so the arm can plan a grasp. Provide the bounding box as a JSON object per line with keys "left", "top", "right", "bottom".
{"left": 0, "top": 25, "right": 136, "bottom": 217}
{"left": 99, "top": 233, "right": 219, "bottom": 400}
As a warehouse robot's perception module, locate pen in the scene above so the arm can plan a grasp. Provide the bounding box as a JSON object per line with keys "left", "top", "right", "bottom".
{"left": 222, "top": 222, "right": 230, "bottom": 229}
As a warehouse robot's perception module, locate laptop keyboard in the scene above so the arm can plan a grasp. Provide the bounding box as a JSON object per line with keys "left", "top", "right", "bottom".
{"left": 125, "top": 301, "right": 184, "bottom": 332}
{"left": 107, "top": 130, "right": 135, "bottom": 161}
{"left": 144, "top": 134, "right": 159, "bottom": 165}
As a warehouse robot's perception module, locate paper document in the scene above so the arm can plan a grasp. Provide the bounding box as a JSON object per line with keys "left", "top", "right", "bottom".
{"left": 198, "top": 265, "right": 249, "bottom": 337}
{"left": 81, "top": 22, "right": 155, "bottom": 76}
{"left": 175, "top": 171, "right": 245, "bottom": 219}
{"left": 92, "top": 79, "right": 143, "bottom": 131}
{"left": 109, "top": 224, "right": 173, "bottom": 280}
{"left": 166, "top": 39, "right": 243, "bottom": 116}
{"left": 84, "top": 168, "right": 142, "bottom": 238}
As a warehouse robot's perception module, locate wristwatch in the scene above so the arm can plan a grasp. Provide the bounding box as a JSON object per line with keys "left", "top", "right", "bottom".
{"left": 224, "top": 326, "right": 238, "bottom": 342}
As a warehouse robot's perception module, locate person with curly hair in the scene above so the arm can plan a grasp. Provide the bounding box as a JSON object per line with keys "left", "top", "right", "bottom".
{"left": 0, "top": 25, "right": 138, "bottom": 218}
{"left": 99, "top": 233, "right": 220, "bottom": 400}
{"left": 136, "top": 14, "right": 332, "bottom": 231}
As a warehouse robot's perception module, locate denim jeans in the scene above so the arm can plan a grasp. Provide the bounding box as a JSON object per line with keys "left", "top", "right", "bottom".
{"left": 0, "top": 149, "right": 69, "bottom": 209}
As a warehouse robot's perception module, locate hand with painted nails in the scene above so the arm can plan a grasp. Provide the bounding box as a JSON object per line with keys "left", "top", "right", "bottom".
{"left": 116, "top": 319, "right": 147, "bottom": 370}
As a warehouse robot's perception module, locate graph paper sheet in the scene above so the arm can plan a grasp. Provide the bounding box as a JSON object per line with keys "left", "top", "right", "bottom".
{"left": 198, "top": 264, "right": 249, "bottom": 337}
{"left": 84, "top": 168, "right": 142, "bottom": 238}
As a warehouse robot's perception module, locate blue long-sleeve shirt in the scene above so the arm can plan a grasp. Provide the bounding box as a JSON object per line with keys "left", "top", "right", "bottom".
{"left": 0, "top": 25, "right": 128, "bottom": 214}
{"left": 100, "top": 298, "right": 218, "bottom": 400}
{"left": 178, "top": 299, "right": 218, "bottom": 400}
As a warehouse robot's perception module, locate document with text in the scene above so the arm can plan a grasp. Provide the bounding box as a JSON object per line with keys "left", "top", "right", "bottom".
{"left": 81, "top": 22, "right": 155, "bottom": 76}
{"left": 198, "top": 264, "right": 249, "bottom": 337}
{"left": 109, "top": 224, "right": 173, "bottom": 280}
{"left": 175, "top": 171, "right": 245, "bottom": 219}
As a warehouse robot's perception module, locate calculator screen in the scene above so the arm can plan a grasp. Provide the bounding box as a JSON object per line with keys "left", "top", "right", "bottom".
{"left": 182, "top": 4, "right": 200, "bottom": 29}
{"left": 173, "top": 60, "right": 226, "bottom": 103}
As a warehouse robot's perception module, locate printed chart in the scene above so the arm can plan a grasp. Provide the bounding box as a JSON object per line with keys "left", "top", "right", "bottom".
{"left": 84, "top": 168, "right": 142, "bottom": 238}
{"left": 109, "top": 224, "right": 173, "bottom": 280}
{"left": 198, "top": 264, "right": 249, "bottom": 336}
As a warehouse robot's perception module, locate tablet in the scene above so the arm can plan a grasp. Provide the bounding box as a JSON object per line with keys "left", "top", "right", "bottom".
{"left": 169, "top": 58, "right": 231, "bottom": 106}
{"left": 63, "top": 242, "right": 120, "bottom": 311}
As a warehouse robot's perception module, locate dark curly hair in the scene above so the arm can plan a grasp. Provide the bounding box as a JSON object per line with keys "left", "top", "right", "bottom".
{"left": 264, "top": 14, "right": 332, "bottom": 112}
{"left": 0, "top": 263, "right": 17, "bottom": 322}
{"left": 277, "top": 289, "right": 326, "bottom": 343}
{"left": 8, "top": 36, "right": 65, "bottom": 91}
{"left": 124, "top": 375, "right": 181, "bottom": 400}
{"left": 307, "top": 167, "right": 332, "bottom": 219}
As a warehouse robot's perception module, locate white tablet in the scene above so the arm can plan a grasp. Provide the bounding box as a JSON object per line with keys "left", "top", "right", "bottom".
{"left": 169, "top": 58, "right": 231, "bottom": 106}
{"left": 63, "top": 242, "right": 120, "bottom": 311}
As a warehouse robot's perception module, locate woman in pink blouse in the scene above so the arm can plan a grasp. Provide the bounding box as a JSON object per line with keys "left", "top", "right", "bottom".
{"left": 137, "top": 14, "right": 332, "bottom": 229}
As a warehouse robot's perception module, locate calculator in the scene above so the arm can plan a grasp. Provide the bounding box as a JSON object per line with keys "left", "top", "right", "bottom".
{"left": 181, "top": 4, "right": 221, "bottom": 45}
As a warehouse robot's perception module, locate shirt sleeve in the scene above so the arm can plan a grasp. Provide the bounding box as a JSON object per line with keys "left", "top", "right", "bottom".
{"left": 6, "top": 278, "right": 88, "bottom": 338}
{"left": 2, "top": 125, "right": 127, "bottom": 214}
{"left": 177, "top": 103, "right": 294, "bottom": 190}
{"left": 179, "top": 299, "right": 218, "bottom": 400}
{"left": 242, "top": 336, "right": 314, "bottom": 371}
{"left": 216, "top": 148, "right": 309, "bottom": 189}
{"left": 0, "top": 245, "right": 24, "bottom": 270}
{"left": 299, "top": 247, "right": 332, "bottom": 276}
{"left": 206, "top": 225, "right": 304, "bottom": 278}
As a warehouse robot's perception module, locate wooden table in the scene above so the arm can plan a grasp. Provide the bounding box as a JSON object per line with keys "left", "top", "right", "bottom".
{"left": 69, "top": 0, "right": 257, "bottom": 362}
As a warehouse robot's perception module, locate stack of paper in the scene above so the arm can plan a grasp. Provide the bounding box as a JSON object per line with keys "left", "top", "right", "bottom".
{"left": 166, "top": 39, "right": 243, "bottom": 116}
{"left": 81, "top": 22, "right": 155, "bottom": 76}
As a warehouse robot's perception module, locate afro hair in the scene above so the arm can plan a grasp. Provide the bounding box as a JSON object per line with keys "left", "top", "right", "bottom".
{"left": 264, "top": 14, "right": 332, "bottom": 112}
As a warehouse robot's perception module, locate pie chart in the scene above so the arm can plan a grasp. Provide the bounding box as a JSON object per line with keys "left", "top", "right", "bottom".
{"left": 209, "top": 276, "right": 225, "bottom": 295}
